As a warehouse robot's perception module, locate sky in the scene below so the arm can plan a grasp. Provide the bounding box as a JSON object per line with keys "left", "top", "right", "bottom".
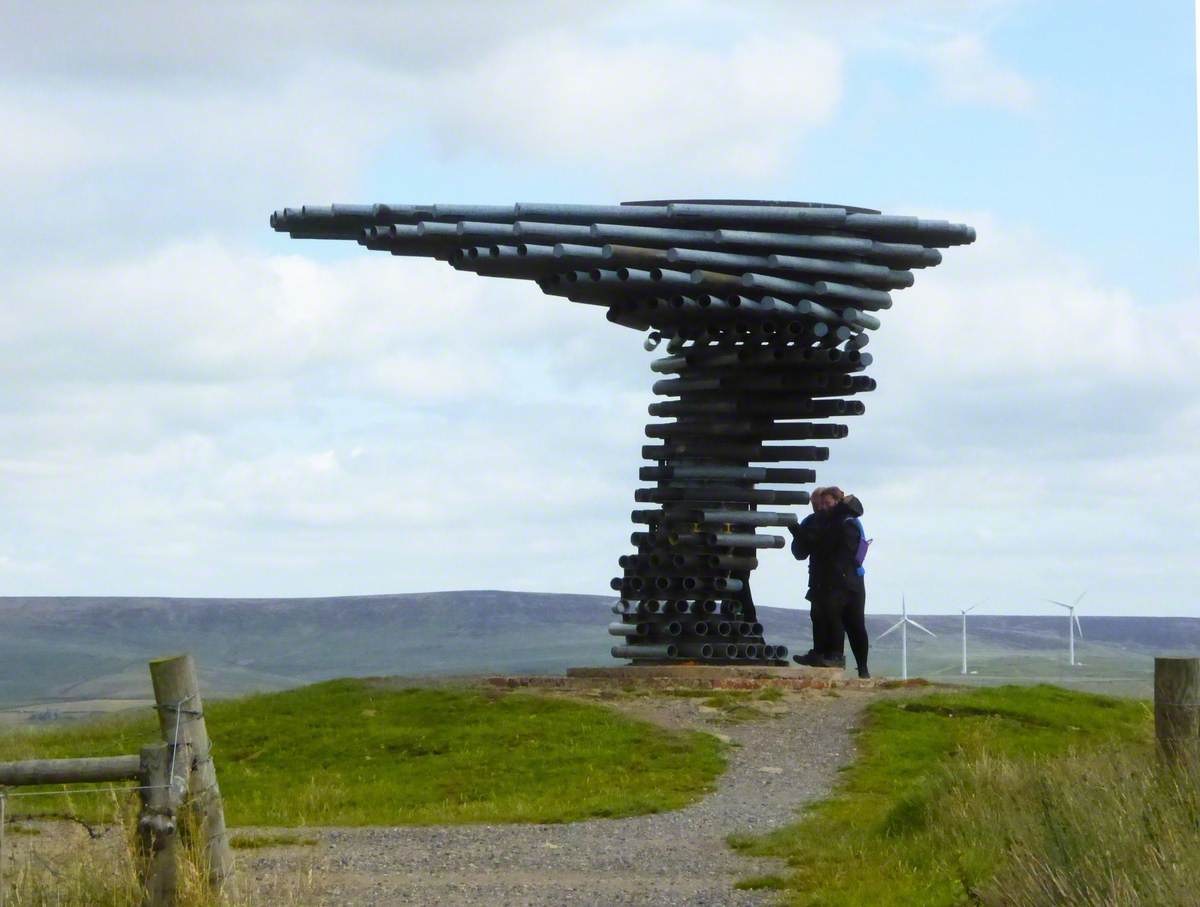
{"left": 1, "top": 0, "right": 1197, "bottom": 617}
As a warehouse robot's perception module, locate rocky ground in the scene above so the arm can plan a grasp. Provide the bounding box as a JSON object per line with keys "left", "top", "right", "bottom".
{"left": 230, "top": 684, "right": 877, "bottom": 906}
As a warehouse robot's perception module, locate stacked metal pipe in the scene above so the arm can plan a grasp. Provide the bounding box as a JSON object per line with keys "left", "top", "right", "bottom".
{"left": 271, "top": 199, "right": 975, "bottom": 665}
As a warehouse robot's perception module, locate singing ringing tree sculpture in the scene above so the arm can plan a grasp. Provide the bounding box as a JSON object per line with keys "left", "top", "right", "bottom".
{"left": 271, "top": 199, "right": 975, "bottom": 665}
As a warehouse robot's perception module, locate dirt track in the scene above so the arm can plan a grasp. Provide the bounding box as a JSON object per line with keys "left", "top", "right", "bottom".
{"left": 233, "top": 686, "right": 874, "bottom": 906}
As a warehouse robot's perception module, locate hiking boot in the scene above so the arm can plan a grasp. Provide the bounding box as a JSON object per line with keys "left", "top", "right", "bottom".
{"left": 792, "top": 650, "right": 822, "bottom": 667}
{"left": 857, "top": 667, "right": 871, "bottom": 679}
{"left": 795, "top": 651, "right": 845, "bottom": 669}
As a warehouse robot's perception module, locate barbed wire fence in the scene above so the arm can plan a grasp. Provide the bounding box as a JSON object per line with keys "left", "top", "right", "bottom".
{"left": 0, "top": 656, "right": 231, "bottom": 906}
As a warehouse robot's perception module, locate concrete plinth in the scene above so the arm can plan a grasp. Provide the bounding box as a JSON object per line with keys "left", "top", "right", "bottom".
{"left": 567, "top": 665, "right": 838, "bottom": 681}
{"left": 485, "top": 664, "right": 875, "bottom": 692}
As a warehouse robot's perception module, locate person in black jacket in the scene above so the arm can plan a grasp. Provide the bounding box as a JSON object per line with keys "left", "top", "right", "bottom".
{"left": 788, "top": 487, "right": 844, "bottom": 668}
{"left": 789, "top": 488, "right": 870, "bottom": 677}
{"left": 824, "top": 493, "right": 870, "bottom": 679}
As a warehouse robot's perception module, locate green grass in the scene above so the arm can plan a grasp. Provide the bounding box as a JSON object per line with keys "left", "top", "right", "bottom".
{"left": 734, "top": 874, "right": 787, "bottom": 891}
{"left": 0, "top": 680, "right": 725, "bottom": 827}
{"left": 229, "top": 832, "right": 318, "bottom": 849}
{"left": 938, "top": 747, "right": 1200, "bottom": 905}
{"left": 730, "top": 685, "right": 1152, "bottom": 906}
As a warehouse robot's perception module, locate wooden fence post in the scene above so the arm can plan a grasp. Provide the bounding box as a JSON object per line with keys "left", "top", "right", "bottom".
{"left": 148, "top": 655, "right": 233, "bottom": 891}
{"left": 1155, "top": 656, "right": 1200, "bottom": 766}
{"left": 138, "top": 741, "right": 191, "bottom": 907}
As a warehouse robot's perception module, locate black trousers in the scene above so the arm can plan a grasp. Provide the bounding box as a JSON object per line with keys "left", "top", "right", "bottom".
{"left": 812, "top": 583, "right": 868, "bottom": 669}
{"left": 838, "top": 582, "right": 869, "bottom": 671}
{"left": 809, "top": 592, "right": 843, "bottom": 657}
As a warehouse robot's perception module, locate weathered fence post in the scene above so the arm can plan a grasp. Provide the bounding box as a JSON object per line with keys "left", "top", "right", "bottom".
{"left": 148, "top": 655, "right": 233, "bottom": 892}
{"left": 1, "top": 790, "right": 7, "bottom": 907}
{"left": 138, "top": 741, "right": 190, "bottom": 907}
{"left": 1154, "top": 656, "right": 1200, "bottom": 766}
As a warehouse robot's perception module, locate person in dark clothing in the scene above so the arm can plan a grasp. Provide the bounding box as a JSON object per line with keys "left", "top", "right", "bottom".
{"left": 789, "top": 489, "right": 871, "bottom": 677}
{"left": 824, "top": 494, "right": 870, "bottom": 679}
{"left": 788, "top": 487, "right": 844, "bottom": 668}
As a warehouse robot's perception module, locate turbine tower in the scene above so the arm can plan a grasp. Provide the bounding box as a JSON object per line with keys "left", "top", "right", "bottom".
{"left": 877, "top": 595, "right": 936, "bottom": 681}
{"left": 960, "top": 602, "right": 980, "bottom": 675}
{"left": 1047, "top": 593, "right": 1086, "bottom": 667}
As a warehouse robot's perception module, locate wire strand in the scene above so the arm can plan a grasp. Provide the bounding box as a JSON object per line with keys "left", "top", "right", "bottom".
{"left": 166, "top": 693, "right": 192, "bottom": 790}
{"left": 0, "top": 784, "right": 171, "bottom": 800}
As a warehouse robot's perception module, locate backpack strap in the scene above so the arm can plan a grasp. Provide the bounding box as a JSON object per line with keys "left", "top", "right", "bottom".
{"left": 846, "top": 516, "right": 871, "bottom": 576}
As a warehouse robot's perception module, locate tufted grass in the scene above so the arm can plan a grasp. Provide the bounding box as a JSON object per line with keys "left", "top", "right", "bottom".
{"left": 729, "top": 684, "right": 1155, "bottom": 906}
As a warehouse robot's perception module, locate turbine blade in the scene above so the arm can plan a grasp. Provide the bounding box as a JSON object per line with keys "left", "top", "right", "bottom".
{"left": 876, "top": 620, "right": 904, "bottom": 641}
{"left": 1074, "top": 591, "right": 1088, "bottom": 607}
{"left": 1074, "top": 614, "right": 1083, "bottom": 638}
{"left": 965, "top": 602, "right": 981, "bottom": 614}
{"left": 908, "top": 618, "right": 937, "bottom": 638}
{"left": 1047, "top": 599, "right": 1071, "bottom": 610}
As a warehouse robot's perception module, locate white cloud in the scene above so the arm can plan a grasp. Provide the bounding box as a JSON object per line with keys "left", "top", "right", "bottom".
{"left": 0, "top": 4, "right": 845, "bottom": 207}
{"left": 425, "top": 30, "right": 843, "bottom": 179}
{"left": 926, "top": 34, "right": 1035, "bottom": 110}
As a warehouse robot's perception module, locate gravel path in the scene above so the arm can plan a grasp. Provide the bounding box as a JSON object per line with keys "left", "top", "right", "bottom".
{"left": 236, "top": 687, "right": 873, "bottom": 907}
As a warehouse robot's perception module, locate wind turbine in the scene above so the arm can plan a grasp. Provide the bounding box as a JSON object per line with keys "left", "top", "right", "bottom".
{"left": 960, "top": 602, "right": 982, "bottom": 675}
{"left": 877, "top": 595, "right": 937, "bottom": 681}
{"left": 1046, "top": 592, "right": 1085, "bottom": 666}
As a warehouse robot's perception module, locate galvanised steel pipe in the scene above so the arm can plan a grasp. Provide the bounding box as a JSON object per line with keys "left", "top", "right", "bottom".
{"left": 455, "top": 221, "right": 519, "bottom": 242}
{"left": 742, "top": 273, "right": 893, "bottom": 310}
{"left": 637, "top": 487, "right": 811, "bottom": 506}
{"left": 639, "top": 466, "right": 817, "bottom": 483}
{"left": 602, "top": 244, "right": 671, "bottom": 270}
{"left": 667, "top": 530, "right": 786, "bottom": 549}
{"left": 553, "top": 243, "right": 608, "bottom": 265}
{"left": 698, "top": 510, "right": 799, "bottom": 527}
{"left": 514, "top": 221, "right": 595, "bottom": 243}
{"left": 606, "top": 307, "right": 652, "bottom": 331}
{"left": 651, "top": 374, "right": 833, "bottom": 395}
{"left": 669, "top": 248, "right": 913, "bottom": 290}
{"left": 585, "top": 221, "right": 942, "bottom": 268}
{"left": 611, "top": 644, "right": 677, "bottom": 659}
{"left": 673, "top": 554, "right": 759, "bottom": 571}
{"left": 765, "top": 253, "right": 914, "bottom": 289}
{"left": 644, "top": 422, "right": 846, "bottom": 441}
{"left": 647, "top": 399, "right": 833, "bottom": 418}
{"left": 608, "top": 622, "right": 650, "bottom": 637}
{"left": 648, "top": 345, "right": 869, "bottom": 372}
{"left": 665, "top": 202, "right": 850, "bottom": 229}
{"left": 641, "top": 442, "right": 830, "bottom": 462}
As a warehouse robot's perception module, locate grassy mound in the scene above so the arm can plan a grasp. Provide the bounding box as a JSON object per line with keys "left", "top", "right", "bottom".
{"left": 730, "top": 685, "right": 1156, "bottom": 906}
{"left": 0, "top": 680, "right": 725, "bottom": 826}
